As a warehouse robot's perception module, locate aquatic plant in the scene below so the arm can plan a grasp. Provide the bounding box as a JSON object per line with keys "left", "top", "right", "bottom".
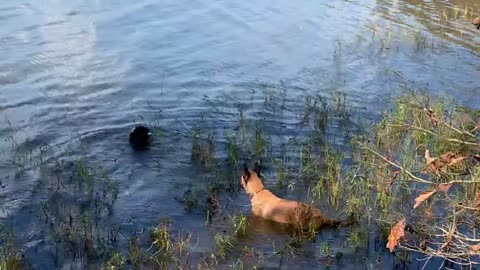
{"left": 215, "top": 233, "right": 234, "bottom": 260}
{"left": 128, "top": 236, "right": 141, "bottom": 268}
{"left": 149, "top": 218, "right": 194, "bottom": 268}
{"left": 229, "top": 214, "right": 249, "bottom": 238}
{"left": 191, "top": 127, "right": 217, "bottom": 167}
{"left": 312, "top": 147, "right": 343, "bottom": 208}
{"left": 352, "top": 91, "right": 480, "bottom": 266}
{"left": 37, "top": 156, "right": 120, "bottom": 261}
{"left": 225, "top": 131, "right": 240, "bottom": 167}
{"left": 0, "top": 226, "right": 21, "bottom": 270}
{"left": 4, "top": 79, "right": 480, "bottom": 270}
{"left": 346, "top": 228, "right": 367, "bottom": 254}
{"left": 100, "top": 252, "right": 124, "bottom": 270}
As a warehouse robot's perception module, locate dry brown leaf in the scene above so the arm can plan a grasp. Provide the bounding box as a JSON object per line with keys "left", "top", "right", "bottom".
{"left": 443, "top": 153, "right": 468, "bottom": 166}
{"left": 470, "top": 245, "right": 480, "bottom": 252}
{"left": 389, "top": 170, "right": 401, "bottom": 187}
{"left": 414, "top": 190, "right": 437, "bottom": 209}
{"left": 424, "top": 149, "right": 440, "bottom": 175}
{"left": 375, "top": 168, "right": 386, "bottom": 178}
{"left": 425, "top": 149, "right": 435, "bottom": 165}
{"left": 419, "top": 239, "right": 427, "bottom": 251}
{"left": 449, "top": 156, "right": 468, "bottom": 166}
{"left": 318, "top": 256, "right": 333, "bottom": 267}
{"left": 437, "top": 183, "right": 452, "bottom": 193}
{"left": 424, "top": 206, "right": 433, "bottom": 219}
{"left": 425, "top": 108, "right": 439, "bottom": 125}
{"left": 476, "top": 192, "right": 480, "bottom": 208}
{"left": 439, "top": 152, "right": 456, "bottom": 163}
{"left": 424, "top": 150, "right": 468, "bottom": 174}
{"left": 387, "top": 218, "right": 406, "bottom": 252}
{"left": 472, "top": 155, "right": 480, "bottom": 163}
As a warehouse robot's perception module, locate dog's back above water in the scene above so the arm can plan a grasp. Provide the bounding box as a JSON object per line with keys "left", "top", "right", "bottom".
{"left": 240, "top": 162, "right": 350, "bottom": 229}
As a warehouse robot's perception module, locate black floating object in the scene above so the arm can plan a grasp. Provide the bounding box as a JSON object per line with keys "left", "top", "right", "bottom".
{"left": 129, "top": 125, "right": 152, "bottom": 149}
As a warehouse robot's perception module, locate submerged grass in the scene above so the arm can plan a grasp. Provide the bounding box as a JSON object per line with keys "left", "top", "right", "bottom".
{"left": 191, "top": 127, "right": 217, "bottom": 167}
{"left": 146, "top": 218, "right": 195, "bottom": 269}
{"left": 100, "top": 252, "right": 124, "bottom": 270}
{"left": 229, "top": 214, "right": 249, "bottom": 238}
{"left": 0, "top": 226, "right": 21, "bottom": 270}
{"left": 38, "top": 156, "right": 120, "bottom": 262}
{"left": 347, "top": 91, "right": 480, "bottom": 266}
{"left": 3, "top": 85, "right": 480, "bottom": 269}
{"left": 214, "top": 233, "right": 234, "bottom": 260}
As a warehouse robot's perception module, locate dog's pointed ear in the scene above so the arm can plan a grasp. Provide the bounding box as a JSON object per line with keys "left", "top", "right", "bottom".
{"left": 242, "top": 163, "right": 250, "bottom": 181}
{"left": 253, "top": 161, "right": 261, "bottom": 176}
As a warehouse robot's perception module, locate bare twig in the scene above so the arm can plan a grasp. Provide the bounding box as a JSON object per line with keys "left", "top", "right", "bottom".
{"left": 387, "top": 124, "right": 480, "bottom": 148}
{"left": 397, "top": 101, "right": 476, "bottom": 138}
{"left": 358, "top": 143, "right": 432, "bottom": 184}
{"left": 359, "top": 143, "right": 480, "bottom": 186}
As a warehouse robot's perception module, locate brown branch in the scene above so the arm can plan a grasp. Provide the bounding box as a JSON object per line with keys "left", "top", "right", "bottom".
{"left": 447, "top": 179, "right": 480, "bottom": 184}
{"left": 399, "top": 243, "right": 478, "bottom": 266}
{"left": 358, "top": 143, "right": 432, "bottom": 184}
{"left": 359, "top": 143, "right": 480, "bottom": 187}
{"left": 387, "top": 124, "right": 480, "bottom": 148}
{"left": 398, "top": 101, "right": 476, "bottom": 138}
{"left": 454, "top": 204, "right": 480, "bottom": 211}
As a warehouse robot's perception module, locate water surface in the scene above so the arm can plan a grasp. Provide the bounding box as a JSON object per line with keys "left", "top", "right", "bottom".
{"left": 1, "top": 0, "right": 479, "bottom": 269}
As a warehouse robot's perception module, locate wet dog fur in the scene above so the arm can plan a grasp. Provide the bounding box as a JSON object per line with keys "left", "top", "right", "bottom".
{"left": 240, "top": 162, "right": 348, "bottom": 229}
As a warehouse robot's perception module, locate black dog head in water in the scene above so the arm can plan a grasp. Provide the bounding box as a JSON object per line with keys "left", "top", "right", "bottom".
{"left": 129, "top": 125, "right": 152, "bottom": 149}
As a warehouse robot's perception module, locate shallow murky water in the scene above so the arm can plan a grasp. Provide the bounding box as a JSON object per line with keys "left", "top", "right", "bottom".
{"left": 0, "top": 0, "right": 479, "bottom": 269}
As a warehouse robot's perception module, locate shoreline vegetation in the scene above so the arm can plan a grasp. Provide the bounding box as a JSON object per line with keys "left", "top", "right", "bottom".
{"left": 1, "top": 91, "right": 480, "bottom": 269}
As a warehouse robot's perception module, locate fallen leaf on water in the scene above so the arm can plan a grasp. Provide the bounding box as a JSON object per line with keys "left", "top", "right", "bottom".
{"left": 389, "top": 170, "right": 401, "bottom": 187}
{"left": 470, "top": 245, "right": 480, "bottom": 252}
{"left": 317, "top": 256, "right": 334, "bottom": 267}
{"left": 425, "top": 108, "right": 438, "bottom": 125}
{"left": 375, "top": 168, "right": 386, "bottom": 178}
{"left": 387, "top": 218, "right": 406, "bottom": 252}
{"left": 425, "top": 150, "right": 435, "bottom": 165}
{"left": 414, "top": 190, "right": 437, "bottom": 209}
{"left": 439, "top": 152, "right": 455, "bottom": 163}
{"left": 476, "top": 192, "right": 480, "bottom": 208}
{"left": 424, "top": 206, "right": 433, "bottom": 219}
{"left": 420, "top": 239, "right": 427, "bottom": 251}
{"left": 424, "top": 149, "right": 440, "bottom": 175}
{"left": 424, "top": 150, "right": 468, "bottom": 174}
{"left": 440, "top": 153, "right": 468, "bottom": 166}
{"left": 437, "top": 183, "right": 452, "bottom": 193}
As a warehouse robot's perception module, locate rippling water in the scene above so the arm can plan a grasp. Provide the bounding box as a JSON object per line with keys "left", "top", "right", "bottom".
{"left": 1, "top": 0, "right": 479, "bottom": 269}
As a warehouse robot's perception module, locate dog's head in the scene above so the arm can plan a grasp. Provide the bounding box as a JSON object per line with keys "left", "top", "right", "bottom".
{"left": 129, "top": 125, "right": 152, "bottom": 149}
{"left": 240, "top": 161, "right": 262, "bottom": 190}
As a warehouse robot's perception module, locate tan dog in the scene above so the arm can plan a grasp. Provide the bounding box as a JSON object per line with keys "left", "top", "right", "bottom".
{"left": 241, "top": 162, "right": 345, "bottom": 228}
